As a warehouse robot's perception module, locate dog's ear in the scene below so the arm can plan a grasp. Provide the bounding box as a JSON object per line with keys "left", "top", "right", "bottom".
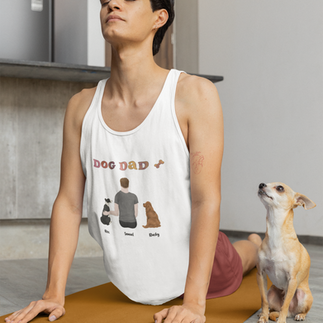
{"left": 294, "top": 193, "right": 316, "bottom": 210}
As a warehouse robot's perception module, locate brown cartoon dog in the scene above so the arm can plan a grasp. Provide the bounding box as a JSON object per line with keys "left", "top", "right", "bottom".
{"left": 143, "top": 202, "right": 161, "bottom": 228}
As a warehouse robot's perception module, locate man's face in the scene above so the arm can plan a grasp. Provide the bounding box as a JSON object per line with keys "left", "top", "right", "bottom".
{"left": 100, "top": 0, "right": 157, "bottom": 47}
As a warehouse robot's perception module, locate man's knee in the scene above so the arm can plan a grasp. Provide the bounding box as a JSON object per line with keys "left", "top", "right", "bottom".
{"left": 233, "top": 240, "right": 259, "bottom": 274}
{"left": 248, "top": 233, "right": 262, "bottom": 247}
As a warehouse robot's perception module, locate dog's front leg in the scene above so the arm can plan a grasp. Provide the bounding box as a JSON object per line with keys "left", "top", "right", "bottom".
{"left": 257, "top": 267, "right": 269, "bottom": 323}
{"left": 277, "top": 277, "right": 298, "bottom": 323}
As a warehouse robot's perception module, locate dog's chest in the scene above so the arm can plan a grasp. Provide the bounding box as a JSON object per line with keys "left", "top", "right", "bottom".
{"left": 259, "top": 241, "right": 293, "bottom": 290}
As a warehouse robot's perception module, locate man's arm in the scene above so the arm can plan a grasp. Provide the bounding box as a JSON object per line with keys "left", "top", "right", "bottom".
{"left": 5, "top": 88, "right": 95, "bottom": 323}
{"left": 155, "top": 75, "right": 223, "bottom": 323}
{"left": 134, "top": 203, "right": 138, "bottom": 218}
{"left": 109, "top": 203, "right": 119, "bottom": 216}
{"left": 182, "top": 76, "right": 223, "bottom": 317}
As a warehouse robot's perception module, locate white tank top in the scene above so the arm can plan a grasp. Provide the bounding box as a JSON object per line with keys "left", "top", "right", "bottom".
{"left": 80, "top": 69, "right": 191, "bottom": 305}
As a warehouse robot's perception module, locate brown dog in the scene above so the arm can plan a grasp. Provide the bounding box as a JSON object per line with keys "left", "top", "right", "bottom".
{"left": 257, "top": 182, "right": 315, "bottom": 323}
{"left": 143, "top": 202, "right": 161, "bottom": 228}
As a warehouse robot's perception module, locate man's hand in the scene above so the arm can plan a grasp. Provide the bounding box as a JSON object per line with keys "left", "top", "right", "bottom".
{"left": 154, "top": 303, "right": 206, "bottom": 323}
{"left": 4, "top": 299, "right": 65, "bottom": 323}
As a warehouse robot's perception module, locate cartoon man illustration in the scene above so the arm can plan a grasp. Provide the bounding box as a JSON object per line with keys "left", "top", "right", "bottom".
{"left": 109, "top": 178, "right": 139, "bottom": 229}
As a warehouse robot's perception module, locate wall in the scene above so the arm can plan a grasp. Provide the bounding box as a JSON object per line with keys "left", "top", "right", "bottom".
{"left": 54, "top": 0, "right": 105, "bottom": 67}
{"left": 0, "top": 77, "right": 93, "bottom": 219}
{"left": 87, "top": 0, "right": 106, "bottom": 67}
{"left": 0, "top": 219, "right": 102, "bottom": 260}
{"left": 54, "top": 0, "right": 88, "bottom": 65}
{"left": 175, "top": 0, "right": 199, "bottom": 73}
{"left": 0, "top": 77, "right": 102, "bottom": 259}
{"left": 198, "top": 0, "right": 323, "bottom": 236}
{"left": 0, "top": 0, "right": 51, "bottom": 62}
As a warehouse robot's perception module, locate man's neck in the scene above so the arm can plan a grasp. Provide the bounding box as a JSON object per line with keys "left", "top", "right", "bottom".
{"left": 107, "top": 44, "right": 167, "bottom": 104}
{"left": 121, "top": 187, "right": 129, "bottom": 193}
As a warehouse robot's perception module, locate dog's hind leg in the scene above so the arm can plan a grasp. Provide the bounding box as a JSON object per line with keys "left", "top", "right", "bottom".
{"left": 268, "top": 285, "right": 283, "bottom": 312}
{"left": 290, "top": 285, "right": 313, "bottom": 321}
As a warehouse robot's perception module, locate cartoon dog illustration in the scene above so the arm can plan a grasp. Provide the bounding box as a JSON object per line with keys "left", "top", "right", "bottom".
{"left": 142, "top": 202, "right": 161, "bottom": 228}
{"left": 100, "top": 198, "right": 112, "bottom": 226}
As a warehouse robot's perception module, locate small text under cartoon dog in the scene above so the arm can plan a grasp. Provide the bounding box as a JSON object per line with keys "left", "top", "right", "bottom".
{"left": 142, "top": 202, "right": 161, "bottom": 228}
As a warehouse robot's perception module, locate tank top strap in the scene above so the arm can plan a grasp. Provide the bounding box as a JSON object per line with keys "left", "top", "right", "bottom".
{"left": 165, "top": 69, "right": 185, "bottom": 104}
{"left": 92, "top": 78, "right": 107, "bottom": 112}
{"left": 161, "top": 69, "right": 188, "bottom": 153}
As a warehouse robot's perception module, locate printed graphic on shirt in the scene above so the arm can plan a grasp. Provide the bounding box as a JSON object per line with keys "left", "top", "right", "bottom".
{"left": 100, "top": 198, "right": 112, "bottom": 226}
{"left": 103, "top": 178, "right": 139, "bottom": 230}
{"left": 142, "top": 202, "right": 161, "bottom": 229}
{"left": 154, "top": 160, "right": 164, "bottom": 169}
{"left": 115, "top": 190, "right": 138, "bottom": 229}
{"left": 93, "top": 158, "right": 166, "bottom": 171}
{"left": 93, "top": 159, "right": 149, "bottom": 171}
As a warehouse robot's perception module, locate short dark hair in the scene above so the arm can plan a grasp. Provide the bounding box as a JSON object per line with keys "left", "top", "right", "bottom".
{"left": 120, "top": 178, "right": 129, "bottom": 189}
{"left": 150, "top": 0, "right": 175, "bottom": 56}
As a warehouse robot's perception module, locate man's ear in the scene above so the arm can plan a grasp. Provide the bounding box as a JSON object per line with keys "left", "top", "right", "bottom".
{"left": 153, "top": 9, "right": 168, "bottom": 30}
{"left": 294, "top": 193, "right": 316, "bottom": 210}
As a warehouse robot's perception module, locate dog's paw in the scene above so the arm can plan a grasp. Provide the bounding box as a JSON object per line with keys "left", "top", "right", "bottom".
{"left": 294, "top": 313, "right": 306, "bottom": 321}
{"left": 257, "top": 314, "right": 269, "bottom": 323}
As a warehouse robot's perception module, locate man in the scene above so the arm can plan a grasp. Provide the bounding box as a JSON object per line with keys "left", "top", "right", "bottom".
{"left": 5, "top": 1, "right": 261, "bottom": 323}
{"left": 110, "top": 178, "right": 139, "bottom": 229}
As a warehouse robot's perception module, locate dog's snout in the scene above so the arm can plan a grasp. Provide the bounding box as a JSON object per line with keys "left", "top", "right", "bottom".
{"left": 259, "top": 183, "right": 267, "bottom": 189}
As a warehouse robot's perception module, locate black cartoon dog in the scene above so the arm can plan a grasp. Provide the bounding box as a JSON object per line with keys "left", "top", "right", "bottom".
{"left": 100, "top": 198, "right": 112, "bottom": 226}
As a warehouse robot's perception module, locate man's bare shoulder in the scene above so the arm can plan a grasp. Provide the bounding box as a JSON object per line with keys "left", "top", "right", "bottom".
{"left": 176, "top": 73, "right": 221, "bottom": 115}
{"left": 65, "top": 86, "right": 97, "bottom": 127}
{"left": 68, "top": 86, "right": 97, "bottom": 115}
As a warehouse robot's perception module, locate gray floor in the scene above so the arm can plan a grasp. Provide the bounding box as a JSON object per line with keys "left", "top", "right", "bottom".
{"left": 0, "top": 242, "right": 322, "bottom": 322}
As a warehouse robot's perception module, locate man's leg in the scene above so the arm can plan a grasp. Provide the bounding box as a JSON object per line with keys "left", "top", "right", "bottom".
{"left": 232, "top": 234, "right": 262, "bottom": 275}
{"left": 119, "top": 220, "right": 137, "bottom": 229}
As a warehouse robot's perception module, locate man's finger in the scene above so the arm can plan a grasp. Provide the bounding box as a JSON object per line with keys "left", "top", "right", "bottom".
{"left": 5, "top": 301, "right": 36, "bottom": 323}
{"left": 13, "top": 300, "right": 49, "bottom": 323}
{"left": 153, "top": 308, "right": 169, "bottom": 323}
{"left": 48, "top": 306, "right": 66, "bottom": 322}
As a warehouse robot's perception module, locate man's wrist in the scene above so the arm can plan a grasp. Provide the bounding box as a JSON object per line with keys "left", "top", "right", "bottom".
{"left": 42, "top": 290, "right": 65, "bottom": 306}
{"left": 183, "top": 278, "right": 208, "bottom": 309}
{"left": 181, "top": 300, "right": 206, "bottom": 318}
{"left": 182, "top": 297, "right": 206, "bottom": 310}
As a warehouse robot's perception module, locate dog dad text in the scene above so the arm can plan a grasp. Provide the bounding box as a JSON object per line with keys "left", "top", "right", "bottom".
{"left": 93, "top": 159, "right": 149, "bottom": 171}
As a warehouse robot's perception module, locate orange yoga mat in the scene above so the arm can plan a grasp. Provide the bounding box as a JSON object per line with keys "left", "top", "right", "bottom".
{"left": 1, "top": 268, "right": 271, "bottom": 323}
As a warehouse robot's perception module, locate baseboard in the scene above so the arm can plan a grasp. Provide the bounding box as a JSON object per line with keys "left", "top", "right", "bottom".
{"left": 221, "top": 230, "right": 323, "bottom": 246}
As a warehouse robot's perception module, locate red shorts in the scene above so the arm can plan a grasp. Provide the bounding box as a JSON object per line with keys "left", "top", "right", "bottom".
{"left": 180, "top": 231, "right": 243, "bottom": 300}
{"left": 206, "top": 231, "right": 243, "bottom": 298}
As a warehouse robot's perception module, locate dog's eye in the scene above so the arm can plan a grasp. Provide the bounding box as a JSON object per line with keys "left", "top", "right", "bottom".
{"left": 276, "top": 186, "right": 284, "bottom": 192}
